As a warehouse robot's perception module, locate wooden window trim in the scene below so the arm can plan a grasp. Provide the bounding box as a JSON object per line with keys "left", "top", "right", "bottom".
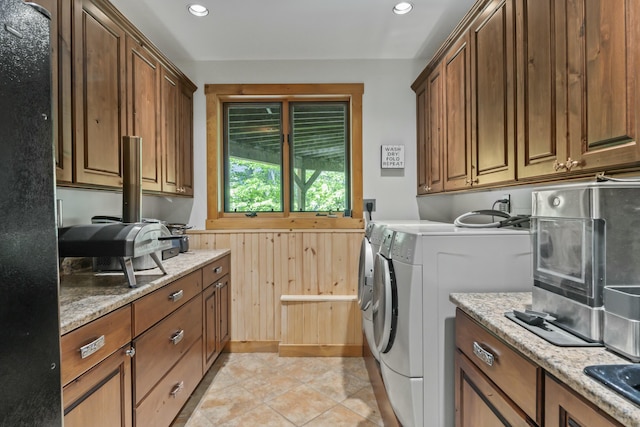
{"left": 205, "top": 83, "right": 364, "bottom": 230}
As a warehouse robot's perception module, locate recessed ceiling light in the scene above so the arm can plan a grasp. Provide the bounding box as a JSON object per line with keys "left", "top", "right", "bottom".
{"left": 188, "top": 4, "right": 209, "bottom": 17}
{"left": 393, "top": 2, "right": 413, "bottom": 15}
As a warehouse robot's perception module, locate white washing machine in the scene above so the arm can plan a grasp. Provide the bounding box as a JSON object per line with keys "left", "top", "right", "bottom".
{"left": 358, "top": 220, "right": 449, "bottom": 361}
{"left": 372, "top": 225, "right": 533, "bottom": 427}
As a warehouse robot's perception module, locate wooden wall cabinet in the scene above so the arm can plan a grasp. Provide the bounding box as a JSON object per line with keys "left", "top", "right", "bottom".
{"left": 443, "top": 35, "right": 472, "bottom": 191}
{"left": 73, "top": 0, "right": 126, "bottom": 188}
{"left": 178, "top": 84, "right": 195, "bottom": 196}
{"left": 126, "top": 35, "right": 161, "bottom": 192}
{"left": 416, "top": 64, "right": 444, "bottom": 195}
{"left": 415, "top": 0, "right": 640, "bottom": 193}
{"left": 161, "top": 67, "right": 179, "bottom": 194}
{"left": 468, "top": 0, "right": 516, "bottom": 188}
{"left": 51, "top": 0, "right": 196, "bottom": 195}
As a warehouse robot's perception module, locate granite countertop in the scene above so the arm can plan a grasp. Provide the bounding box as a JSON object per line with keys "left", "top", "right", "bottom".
{"left": 59, "top": 249, "right": 230, "bottom": 334}
{"left": 450, "top": 292, "right": 640, "bottom": 427}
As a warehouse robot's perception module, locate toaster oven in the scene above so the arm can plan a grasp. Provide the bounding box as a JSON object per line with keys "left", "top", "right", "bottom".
{"left": 531, "top": 182, "right": 640, "bottom": 342}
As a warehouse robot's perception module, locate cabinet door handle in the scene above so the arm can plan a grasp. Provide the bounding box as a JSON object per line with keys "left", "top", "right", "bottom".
{"left": 564, "top": 157, "right": 581, "bottom": 171}
{"left": 125, "top": 347, "right": 136, "bottom": 357}
{"left": 473, "top": 341, "right": 495, "bottom": 367}
{"left": 170, "top": 381, "right": 184, "bottom": 398}
{"left": 214, "top": 266, "right": 223, "bottom": 274}
{"left": 170, "top": 329, "right": 185, "bottom": 345}
{"left": 79, "top": 335, "right": 105, "bottom": 359}
{"left": 168, "top": 290, "right": 184, "bottom": 302}
{"left": 216, "top": 282, "right": 224, "bottom": 289}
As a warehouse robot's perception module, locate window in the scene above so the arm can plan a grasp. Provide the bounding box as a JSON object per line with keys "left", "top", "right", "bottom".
{"left": 206, "top": 84, "right": 364, "bottom": 229}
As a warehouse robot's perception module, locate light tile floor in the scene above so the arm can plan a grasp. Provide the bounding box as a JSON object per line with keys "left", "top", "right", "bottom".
{"left": 172, "top": 353, "right": 383, "bottom": 427}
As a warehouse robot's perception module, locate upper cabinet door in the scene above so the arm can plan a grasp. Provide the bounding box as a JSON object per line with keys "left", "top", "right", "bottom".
{"left": 470, "top": 0, "right": 516, "bottom": 187}
{"left": 515, "top": 0, "right": 568, "bottom": 179}
{"left": 127, "top": 36, "right": 161, "bottom": 192}
{"left": 161, "top": 67, "right": 179, "bottom": 194}
{"left": 178, "top": 85, "right": 194, "bottom": 196}
{"left": 73, "top": 0, "right": 126, "bottom": 187}
{"left": 426, "top": 65, "right": 444, "bottom": 193}
{"left": 416, "top": 82, "right": 429, "bottom": 195}
{"left": 443, "top": 35, "right": 472, "bottom": 191}
{"left": 565, "top": 0, "right": 640, "bottom": 172}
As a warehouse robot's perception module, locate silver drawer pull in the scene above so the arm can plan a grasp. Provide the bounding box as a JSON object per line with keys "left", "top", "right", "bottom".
{"left": 170, "top": 329, "right": 185, "bottom": 345}
{"left": 214, "top": 266, "right": 223, "bottom": 274}
{"left": 125, "top": 347, "right": 136, "bottom": 357}
{"left": 473, "top": 341, "right": 494, "bottom": 367}
{"left": 170, "top": 381, "right": 184, "bottom": 398}
{"left": 168, "top": 289, "right": 184, "bottom": 302}
{"left": 79, "top": 335, "right": 105, "bottom": 359}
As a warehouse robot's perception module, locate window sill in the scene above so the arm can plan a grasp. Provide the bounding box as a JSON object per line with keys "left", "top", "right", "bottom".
{"left": 205, "top": 217, "right": 364, "bottom": 230}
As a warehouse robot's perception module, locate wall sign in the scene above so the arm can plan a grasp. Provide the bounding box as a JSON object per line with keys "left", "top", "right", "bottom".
{"left": 381, "top": 145, "right": 405, "bottom": 169}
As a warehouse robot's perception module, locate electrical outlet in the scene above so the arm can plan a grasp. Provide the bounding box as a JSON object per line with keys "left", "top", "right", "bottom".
{"left": 498, "top": 194, "right": 511, "bottom": 213}
{"left": 364, "top": 198, "right": 376, "bottom": 212}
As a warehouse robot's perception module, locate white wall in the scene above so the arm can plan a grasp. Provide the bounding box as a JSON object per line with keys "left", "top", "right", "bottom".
{"left": 179, "top": 59, "right": 426, "bottom": 228}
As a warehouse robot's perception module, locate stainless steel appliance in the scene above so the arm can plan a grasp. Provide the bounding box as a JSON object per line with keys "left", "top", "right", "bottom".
{"left": 531, "top": 182, "right": 640, "bottom": 342}
{"left": 58, "top": 222, "right": 173, "bottom": 287}
{"left": 603, "top": 286, "right": 640, "bottom": 361}
{"left": 0, "top": 1, "right": 62, "bottom": 424}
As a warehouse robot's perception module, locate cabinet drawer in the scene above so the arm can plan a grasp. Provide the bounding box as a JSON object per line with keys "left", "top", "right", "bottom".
{"left": 135, "top": 337, "right": 203, "bottom": 427}
{"left": 455, "top": 309, "right": 541, "bottom": 423}
{"left": 202, "top": 255, "right": 230, "bottom": 287}
{"left": 61, "top": 305, "right": 132, "bottom": 386}
{"left": 132, "top": 269, "right": 202, "bottom": 336}
{"left": 133, "top": 293, "right": 202, "bottom": 403}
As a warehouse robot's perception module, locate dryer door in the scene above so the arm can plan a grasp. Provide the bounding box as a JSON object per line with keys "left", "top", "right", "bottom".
{"left": 358, "top": 237, "right": 374, "bottom": 311}
{"left": 373, "top": 253, "right": 397, "bottom": 354}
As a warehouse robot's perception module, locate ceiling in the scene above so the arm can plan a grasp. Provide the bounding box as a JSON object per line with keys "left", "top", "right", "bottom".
{"left": 109, "top": 0, "right": 476, "bottom": 62}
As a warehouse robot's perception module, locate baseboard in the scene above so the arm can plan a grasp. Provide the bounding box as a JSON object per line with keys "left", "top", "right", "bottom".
{"left": 278, "top": 344, "right": 363, "bottom": 357}
{"left": 226, "top": 340, "right": 279, "bottom": 353}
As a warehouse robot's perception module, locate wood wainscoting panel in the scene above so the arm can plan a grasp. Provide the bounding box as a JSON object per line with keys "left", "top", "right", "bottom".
{"left": 188, "top": 230, "right": 363, "bottom": 352}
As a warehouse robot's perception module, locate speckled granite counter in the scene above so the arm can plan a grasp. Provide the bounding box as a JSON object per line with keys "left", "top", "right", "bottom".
{"left": 450, "top": 292, "right": 640, "bottom": 427}
{"left": 59, "top": 249, "right": 230, "bottom": 334}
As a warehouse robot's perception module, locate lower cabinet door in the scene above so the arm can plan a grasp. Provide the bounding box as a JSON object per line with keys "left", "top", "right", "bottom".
{"left": 203, "top": 283, "right": 218, "bottom": 370}
{"left": 63, "top": 346, "right": 132, "bottom": 427}
{"left": 455, "top": 350, "right": 532, "bottom": 427}
{"left": 544, "top": 374, "right": 622, "bottom": 427}
{"left": 135, "top": 337, "right": 203, "bottom": 427}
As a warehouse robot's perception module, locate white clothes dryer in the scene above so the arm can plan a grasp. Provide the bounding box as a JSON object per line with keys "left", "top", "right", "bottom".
{"left": 372, "top": 225, "right": 533, "bottom": 427}
{"left": 358, "top": 220, "right": 449, "bottom": 361}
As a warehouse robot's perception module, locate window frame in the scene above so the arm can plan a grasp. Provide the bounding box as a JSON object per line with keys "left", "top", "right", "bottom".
{"left": 205, "top": 83, "right": 364, "bottom": 230}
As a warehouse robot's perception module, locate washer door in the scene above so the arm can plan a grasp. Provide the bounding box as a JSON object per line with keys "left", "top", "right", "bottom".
{"left": 358, "top": 237, "right": 374, "bottom": 311}
{"left": 372, "top": 253, "right": 397, "bottom": 354}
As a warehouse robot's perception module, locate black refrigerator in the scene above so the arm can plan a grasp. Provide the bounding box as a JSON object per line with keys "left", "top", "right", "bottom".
{"left": 0, "top": 0, "right": 63, "bottom": 425}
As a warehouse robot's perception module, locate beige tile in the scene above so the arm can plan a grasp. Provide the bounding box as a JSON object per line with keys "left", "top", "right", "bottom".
{"left": 241, "top": 372, "right": 302, "bottom": 401}
{"left": 304, "top": 404, "right": 380, "bottom": 427}
{"left": 218, "top": 404, "right": 296, "bottom": 427}
{"left": 197, "top": 384, "right": 262, "bottom": 425}
{"left": 307, "top": 369, "right": 370, "bottom": 402}
{"left": 341, "top": 385, "right": 384, "bottom": 426}
{"left": 266, "top": 384, "right": 340, "bottom": 425}
{"left": 183, "top": 411, "right": 214, "bottom": 427}
{"left": 276, "top": 357, "right": 337, "bottom": 383}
